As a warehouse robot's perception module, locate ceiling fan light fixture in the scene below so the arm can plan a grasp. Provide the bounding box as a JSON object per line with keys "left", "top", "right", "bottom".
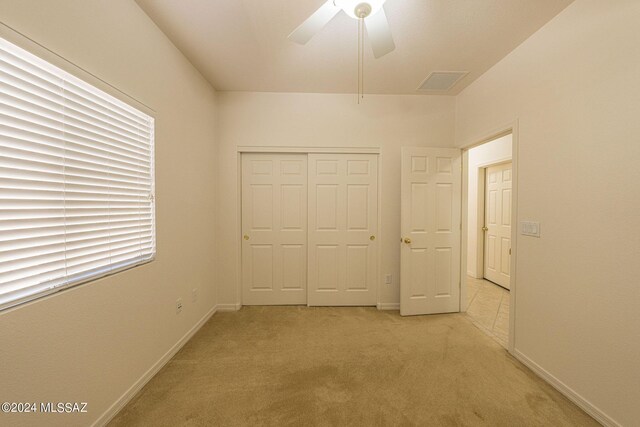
{"left": 334, "top": 0, "right": 386, "bottom": 19}
{"left": 288, "top": 0, "right": 394, "bottom": 57}
{"left": 288, "top": 0, "right": 395, "bottom": 103}
{"left": 354, "top": 3, "right": 372, "bottom": 18}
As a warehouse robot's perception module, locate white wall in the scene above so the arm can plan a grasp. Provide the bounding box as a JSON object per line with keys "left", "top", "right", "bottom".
{"left": 216, "top": 92, "right": 455, "bottom": 307}
{"left": 0, "top": 1, "right": 218, "bottom": 426}
{"left": 3, "top": 1, "right": 637, "bottom": 426}
{"left": 466, "top": 135, "right": 512, "bottom": 277}
{"left": 455, "top": 1, "right": 640, "bottom": 425}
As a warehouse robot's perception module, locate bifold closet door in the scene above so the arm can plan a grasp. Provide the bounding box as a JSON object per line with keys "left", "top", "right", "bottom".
{"left": 307, "top": 154, "right": 378, "bottom": 306}
{"left": 241, "top": 154, "right": 307, "bottom": 305}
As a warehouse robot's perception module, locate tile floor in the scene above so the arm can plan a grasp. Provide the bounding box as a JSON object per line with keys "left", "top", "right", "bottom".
{"left": 465, "top": 276, "right": 510, "bottom": 348}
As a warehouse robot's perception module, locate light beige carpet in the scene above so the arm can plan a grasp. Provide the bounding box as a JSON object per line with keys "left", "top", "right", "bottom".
{"left": 110, "top": 307, "right": 598, "bottom": 426}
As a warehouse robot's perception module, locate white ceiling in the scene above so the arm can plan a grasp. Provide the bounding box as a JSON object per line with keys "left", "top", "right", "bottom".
{"left": 135, "top": 0, "right": 573, "bottom": 95}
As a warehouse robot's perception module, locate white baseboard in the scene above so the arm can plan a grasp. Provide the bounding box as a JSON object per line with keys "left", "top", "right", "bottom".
{"left": 91, "top": 304, "right": 619, "bottom": 427}
{"left": 513, "top": 350, "right": 619, "bottom": 427}
{"left": 216, "top": 303, "right": 241, "bottom": 312}
{"left": 376, "top": 302, "right": 400, "bottom": 310}
{"left": 92, "top": 305, "right": 218, "bottom": 427}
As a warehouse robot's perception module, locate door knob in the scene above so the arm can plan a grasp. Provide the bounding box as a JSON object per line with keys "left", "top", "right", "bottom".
{"left": 482, "top": 226, "right": 488, "bottom": 232}
{"left": 243, "top": 234, "right": 250, "bottom": 240}
{"left": 403, "top": 238, "right": 411, "bottom": 244}
{"left": 370, "top": 235, "right": 376, "bottom": 241}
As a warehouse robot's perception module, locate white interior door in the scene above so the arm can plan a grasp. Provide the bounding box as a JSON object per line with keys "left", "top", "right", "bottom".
{"left": 241, "top": 154, "right": 307, "bottom": 305}
{"left": 483, "top": 162, "right": 512, "bottom": 289}
{"left": 400, "top": 147, "right": 461, "bottom": 316}
{"left": 308, "top": 154, "right": 378, "bottom": 306}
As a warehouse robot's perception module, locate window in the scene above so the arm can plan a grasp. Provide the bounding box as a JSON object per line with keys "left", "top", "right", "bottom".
{"left": 0, "top": 37, "right": 155, "bottom": 310}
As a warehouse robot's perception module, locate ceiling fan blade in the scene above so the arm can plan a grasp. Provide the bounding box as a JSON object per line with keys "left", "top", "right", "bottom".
{"left": 365, "top": 7, "right": 395, "bottom": 58}
{"left": 288, "top": 1, "right": 341, "bottom": 45}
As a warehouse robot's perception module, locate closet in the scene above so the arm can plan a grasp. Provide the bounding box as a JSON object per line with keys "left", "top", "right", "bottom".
{"left": 241, "top": 152, "right": 378, "bottom": 306}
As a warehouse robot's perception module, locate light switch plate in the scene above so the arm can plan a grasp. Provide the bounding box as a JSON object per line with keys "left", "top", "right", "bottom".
{"left": 521, "top": 221, "right": 541, "bottom": 237}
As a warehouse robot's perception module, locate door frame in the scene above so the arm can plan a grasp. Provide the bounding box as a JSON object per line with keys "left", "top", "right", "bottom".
{"left": 476, "top": 159, "right": 512, "bottom": 281}
{"left": 236, "top": 146, "right": 382, "bottom": 307}
{"left": 460, "top": 122, "right": 519, "bottom": 354}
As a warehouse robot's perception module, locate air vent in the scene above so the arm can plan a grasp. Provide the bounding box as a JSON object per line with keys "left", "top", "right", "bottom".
{"left": 417, "top": 71, "right": 469, "bottom": 92}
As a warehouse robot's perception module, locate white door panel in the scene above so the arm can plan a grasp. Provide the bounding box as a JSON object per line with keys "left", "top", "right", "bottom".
{"left": 400, "top": 147, "right": 461, "bottom": 316}
{"left": 484, "top": 162, "right": 512, "bottom": 289}
{"left": 308, "top": 154, "right": 378, "bottom": 306}
{"left": 242, "top": 154, "right": 307, "bottom": 304}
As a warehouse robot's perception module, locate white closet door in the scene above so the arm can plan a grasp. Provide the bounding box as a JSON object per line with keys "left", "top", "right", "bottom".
{"left": 308, "top": 154, "right": 378, "bottom": 306}
{"left": 400, "top": 147, "right": 461, "bottom": 316}
{"left": 484, "top": 162, "right": 512, "bottom": 289}
{"left": 241, "top": 154, "right": 307, "bottom": 305}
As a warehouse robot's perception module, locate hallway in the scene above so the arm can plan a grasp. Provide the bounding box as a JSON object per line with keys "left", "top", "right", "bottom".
{"left": 466, "top": 276, "right": 510, "bottom": 348}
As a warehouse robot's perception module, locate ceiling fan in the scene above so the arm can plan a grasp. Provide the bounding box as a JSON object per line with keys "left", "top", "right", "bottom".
{"left": 288, "top": 0, "right": 396, "bottom": 59}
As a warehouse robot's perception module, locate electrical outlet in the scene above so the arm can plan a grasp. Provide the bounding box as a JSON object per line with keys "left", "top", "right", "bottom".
{"left": 385, "top": 274, "right": 392, "bottom": 284}
{"left": 192, "top": 288, "right": 198, "bottom": 303}
{"left": 176, "top": 298, "right": 183, "bottom": 314}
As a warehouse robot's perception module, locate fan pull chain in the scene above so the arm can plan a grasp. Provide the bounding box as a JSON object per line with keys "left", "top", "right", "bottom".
{"left": 357, "top": 16, "right": 361, "bottom": 103}
{"left": 357, "top": 16, "right": 365, "bottom": 103}
{"left": 361, "top": 15, "right": 364, "bottom": 101}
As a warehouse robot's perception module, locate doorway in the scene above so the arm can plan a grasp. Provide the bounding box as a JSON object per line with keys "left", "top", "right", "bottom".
{"left": 462, "top": 133, "right": 514, "bottom": 349}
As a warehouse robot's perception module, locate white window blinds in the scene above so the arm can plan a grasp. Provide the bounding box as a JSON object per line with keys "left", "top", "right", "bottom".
{"left": 0, "top": 37, "right": 155, "bottom": 310}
